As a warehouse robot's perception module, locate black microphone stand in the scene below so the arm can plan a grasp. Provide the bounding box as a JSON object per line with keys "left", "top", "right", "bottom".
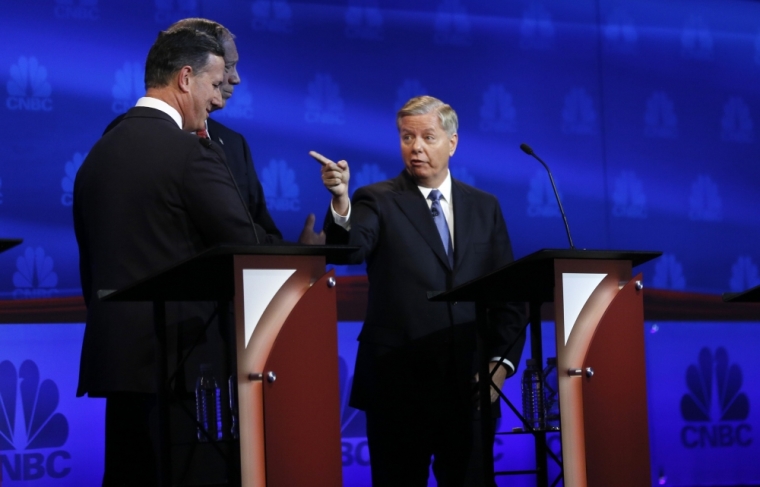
{"left": 520, "top": 143, "right": 575, "bottom": 249}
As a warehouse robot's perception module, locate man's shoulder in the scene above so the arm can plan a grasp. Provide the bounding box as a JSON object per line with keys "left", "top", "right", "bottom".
{"left": 207, "top": 117, "right": 243, "bottom": 139}
{"left": 360, "top": 177, "right": 396, "bottom": 192}
{"left": 98, "top": 112, "right": 204, "bottom": 158}
{"left": 453, "top": 177, "right": 498, "bottom": 202}
{"left": 104, "top": 107, "right": 174, "bottom": 135}
{"left": 123, "top": 106, "right": 176, "bottom": 123}
{"left": 353, "top": 175, "right": 401, "bottom": 199}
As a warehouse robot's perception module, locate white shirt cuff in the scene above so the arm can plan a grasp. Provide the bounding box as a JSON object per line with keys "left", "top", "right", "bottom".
{"left": 490, "top": 357, "right": 515, "bottom": 375}
{"left": 331, "top": 200, "right": 351, "bottom": 230}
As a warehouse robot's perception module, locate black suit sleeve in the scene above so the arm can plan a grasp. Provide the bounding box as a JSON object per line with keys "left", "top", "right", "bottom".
{"left": 485, "top": 202, "right": 527, "bottom": 375}
{"left": 323, "top": 188, "right": 382, "bottom": 265}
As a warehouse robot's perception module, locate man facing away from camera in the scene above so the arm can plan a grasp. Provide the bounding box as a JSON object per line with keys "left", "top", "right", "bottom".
{"left": 74, "top": 25, "right": 262, "bottom": 486}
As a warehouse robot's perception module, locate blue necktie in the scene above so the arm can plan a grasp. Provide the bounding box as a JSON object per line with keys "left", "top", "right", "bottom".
{"left": 428, "top": 189, "right": 453, "bottom": 267}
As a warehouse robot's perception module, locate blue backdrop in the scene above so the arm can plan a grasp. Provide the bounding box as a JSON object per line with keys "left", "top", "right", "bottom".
{"left": 2, "top": 0, "right": 760, "bottom": 296}
{"left": 1, "top": 0, "right": 759, "bottom": 486}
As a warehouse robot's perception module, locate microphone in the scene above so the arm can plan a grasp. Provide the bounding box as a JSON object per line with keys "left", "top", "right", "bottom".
{"left": 520, "top": 143, "right": 575, "bottom": 249}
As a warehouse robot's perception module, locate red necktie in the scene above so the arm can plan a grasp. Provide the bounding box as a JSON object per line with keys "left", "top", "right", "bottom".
{"left": 196, "top": 128, "right": 209, "bottom": 139}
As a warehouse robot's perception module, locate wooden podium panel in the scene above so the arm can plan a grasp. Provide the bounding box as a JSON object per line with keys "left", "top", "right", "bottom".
{"left": 581, "top": 275, "right": 650, "bottom": 487}
{"left": 262, "top": 270, "right": 342, "bottom": 486}
{"left": 554, "top": 260, "right": 650, "bottom": 487}
{"left": 234, "top": 255, "right": 342, "bottom": 487}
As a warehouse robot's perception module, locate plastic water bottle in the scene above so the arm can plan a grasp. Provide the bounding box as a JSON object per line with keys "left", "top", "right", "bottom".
{"left": 228, "top": 374, "right": 239, "bottom": 439}
{"left": 543, "top": 357, "right": 560, "bottom": 430}
{"left": 521, "top": 358, "right": 544, "bottom": 431}
{"left": 195, "top": 364, "right": 223, "bottom": 442}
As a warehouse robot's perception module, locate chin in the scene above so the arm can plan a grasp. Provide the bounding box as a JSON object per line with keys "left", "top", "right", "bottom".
{"left": 410, "top": 168, "right": 430, "bottom": 180}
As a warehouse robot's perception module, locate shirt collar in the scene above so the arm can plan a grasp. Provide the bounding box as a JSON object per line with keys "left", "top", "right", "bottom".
{"left": 417, "top": 170, "right": 452, "bottom": 203}
{"left": 135, "top": 97, "right": 183, "bottom": 129}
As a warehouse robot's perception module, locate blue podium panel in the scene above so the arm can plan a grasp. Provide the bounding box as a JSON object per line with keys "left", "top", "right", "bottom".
{"left": 1, "top": 319, "right": 759, "bottom": 486}
{"left": 646, "top": 321, "right": 760, "bottom": 486}
{"left": 0, "top": 323, "right": 104, "bottom": 486}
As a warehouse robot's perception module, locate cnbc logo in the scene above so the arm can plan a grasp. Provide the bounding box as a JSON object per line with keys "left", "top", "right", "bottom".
{"left": 0, "top": 360, "right": 71, "bottom": 481}
{"left": 680, "top": 347, "right": 752, "bottom": 449}
{"left": 6, "top": 57, "right": 53, "bottom": 112}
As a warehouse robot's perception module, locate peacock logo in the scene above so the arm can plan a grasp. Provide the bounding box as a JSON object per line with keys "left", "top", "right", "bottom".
{"left": 680, "top": 347, "right": 752, "bottom": 449}
{"left": 0, "top": 360, "right": 71, "bottom": 480}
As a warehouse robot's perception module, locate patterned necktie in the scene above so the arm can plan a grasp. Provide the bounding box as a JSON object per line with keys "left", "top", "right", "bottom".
{"left": 428, "top": 189, "right": 453, "bottom": 267}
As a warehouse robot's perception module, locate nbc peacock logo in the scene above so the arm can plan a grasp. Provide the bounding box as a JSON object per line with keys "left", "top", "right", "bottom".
{"left": 0, "top": 360, "right": 71, "bottom": 481}
{"left": 680, "top": 347, "right": 752, "bottom": 449}
{"left": 261, "top": 159, "right": 300, "bottom": 212}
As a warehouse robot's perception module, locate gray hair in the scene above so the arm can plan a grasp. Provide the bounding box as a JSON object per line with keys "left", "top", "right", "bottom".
{"left": 396, "top": 95, "right": 458, "bottom": 137}
{"left": 165, "top": 18, "right": 235, "bottom": 43}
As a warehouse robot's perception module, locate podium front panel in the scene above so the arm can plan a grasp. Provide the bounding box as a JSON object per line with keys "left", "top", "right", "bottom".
{"left": 262, "top": 270, "right": 342, "bottom": 487}
{"left": 233, "top": 255, "right": 341, "bottom": 487}
{"left": 553, "top": 259, "right": 642, "bottom": 487}
{"left": 581, "top": 274, "right": 650, "bottom": 486}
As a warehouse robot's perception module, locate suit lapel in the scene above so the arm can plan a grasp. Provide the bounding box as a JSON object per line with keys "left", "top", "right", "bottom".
{"left": 391, "top": 171, "right": 452, "bottom": 270}
{"left": 207, "top": 119, "right": 224, "bottom": 147}
{"left": 451, "top": 179, "right": 473, "bottom": 268}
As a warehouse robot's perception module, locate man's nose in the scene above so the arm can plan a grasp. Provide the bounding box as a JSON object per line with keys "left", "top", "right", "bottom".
{"left": 229, "top": 68, "right": 241, "bottom": 86}
{"left": 211, "top": 91, "right": 223, "bottom": 108}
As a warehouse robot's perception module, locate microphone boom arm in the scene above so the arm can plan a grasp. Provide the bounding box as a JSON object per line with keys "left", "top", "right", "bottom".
{"left": 520, "top": 143, "right": 575, "bottom": 249}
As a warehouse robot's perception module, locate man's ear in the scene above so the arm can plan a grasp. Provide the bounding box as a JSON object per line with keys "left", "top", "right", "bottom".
{"left": 448, "top": 133, "right": 458, "bottom": 157}
{"left": 176, "top": 65, "right": 194, "bottom": 94}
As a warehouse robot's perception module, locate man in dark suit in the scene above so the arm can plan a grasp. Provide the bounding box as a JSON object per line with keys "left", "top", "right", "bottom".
{"left": 104, "top": 18, "right": 290, "bottom": 242}
{"left": 312, "top": 96, "right": 526, "bottom": 486}
{"left": 99, "top": 20, "right": 320, "bottom": 441}
{"left": 74, "top": 26, "right": 259, "bottom": 486}
{"left": 167, "top": 18, "right": 289, "bottom": 241}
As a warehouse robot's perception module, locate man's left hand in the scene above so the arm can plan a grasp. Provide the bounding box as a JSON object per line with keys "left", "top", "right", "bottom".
{"left": 473, "top": 361, "right": 508, "bottom": 407}
{"left": 298, "top": 213, "right": 326, "bottom": 245}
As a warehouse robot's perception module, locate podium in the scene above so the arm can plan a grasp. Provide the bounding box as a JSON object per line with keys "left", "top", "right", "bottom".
{"left": 104, "top": 244, "right": 355, "bottom": 487}
{"left": 723, "top": 284, "right": 760, "bottom": 303}
{"left": 431, "top": 249, "right": 661, "bottom": 487}
{"left": 0, "top": 239, "right": 22, "bottom": 253}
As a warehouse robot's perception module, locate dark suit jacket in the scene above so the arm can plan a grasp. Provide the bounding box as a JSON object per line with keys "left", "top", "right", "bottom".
{"left": 104, "top": 114, "right": 281, "bottom": 242}
{"left": 207, "top": 118, "right": 282, "bottom": 242}
{"left": 324, "top": 169, "right": 525, "bottom": 411}
{"left": 74, "top": 107, "right": 260, "bottom": 396}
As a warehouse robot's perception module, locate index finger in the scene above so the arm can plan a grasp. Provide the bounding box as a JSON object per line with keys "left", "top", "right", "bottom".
{"left": 309, "top": 151, "right": 334, "bottom": 166}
